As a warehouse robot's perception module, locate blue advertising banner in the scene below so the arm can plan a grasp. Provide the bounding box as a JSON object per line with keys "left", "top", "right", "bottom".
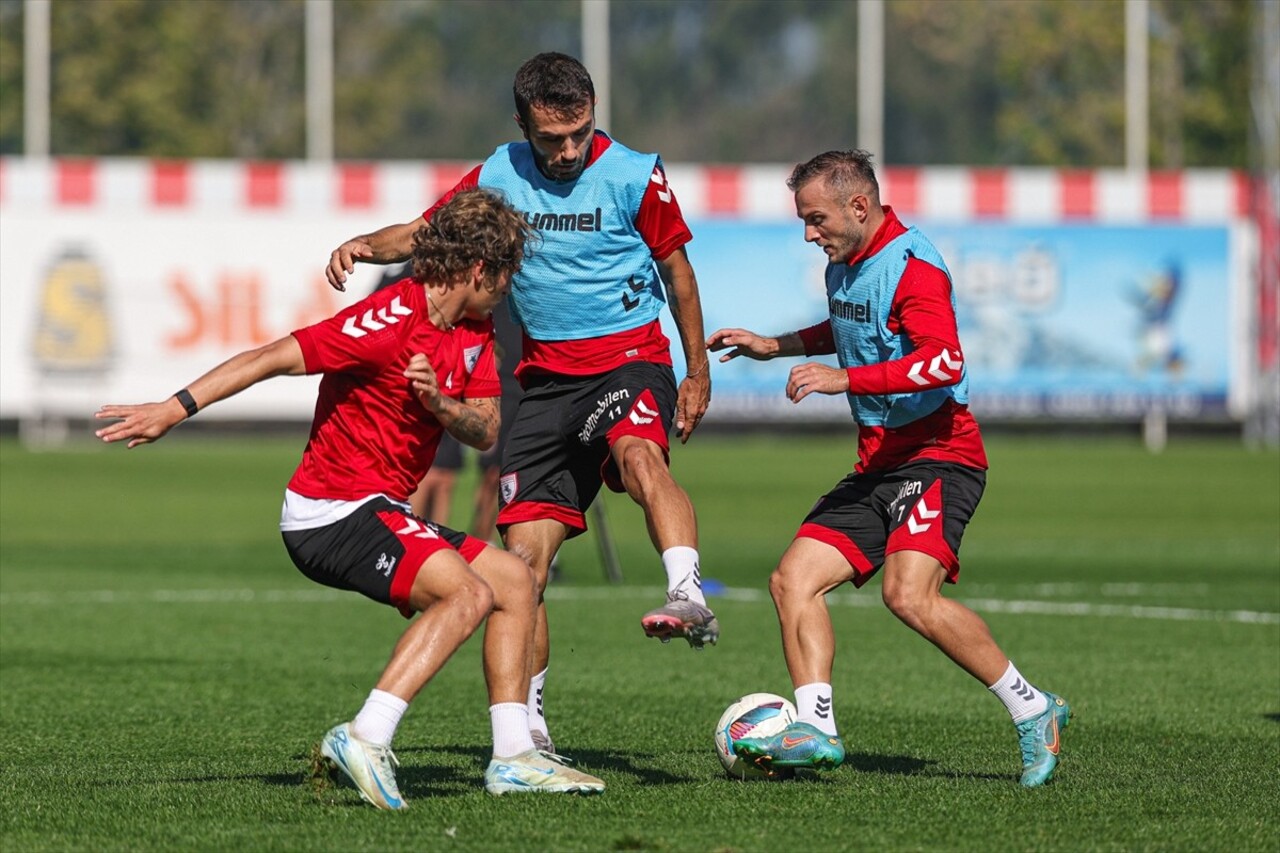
{"left": 680, "top": 219, "right": 1235, "bottom": 422}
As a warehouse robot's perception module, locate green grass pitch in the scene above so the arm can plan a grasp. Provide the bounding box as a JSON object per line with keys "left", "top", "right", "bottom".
{"left": 1, "top": 432, "right": 1277, "bottom": 851}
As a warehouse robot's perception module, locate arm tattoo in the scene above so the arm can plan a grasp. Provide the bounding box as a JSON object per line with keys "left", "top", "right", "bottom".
{"left": 440, "top": 397, "right": 499, "bottom": 449}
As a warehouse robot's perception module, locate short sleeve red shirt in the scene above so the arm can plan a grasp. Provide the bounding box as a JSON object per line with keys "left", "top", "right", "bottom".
{"left": 287, "top": 279, "right": 499, "bottom": 501}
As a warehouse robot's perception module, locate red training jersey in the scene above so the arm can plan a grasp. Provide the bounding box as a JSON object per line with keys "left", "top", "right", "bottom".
{"left": 421, "top": 132, "right": 693, "bottom": 381}
{"left": 796, "top": 208, "right": 988, "bottom": 473}
{"left": 287, "top": 279, "right": 500, "bottom": 501}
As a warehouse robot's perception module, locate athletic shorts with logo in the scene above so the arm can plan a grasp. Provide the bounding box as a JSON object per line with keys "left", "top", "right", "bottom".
{"left": 282, "top": 496, "right": 487, "bottom": 617}
{"left": 796, "top": 461, "right": 986, "bottom": 586}
{"left": 497, "top": 361, "right": 676, "bottom": 536}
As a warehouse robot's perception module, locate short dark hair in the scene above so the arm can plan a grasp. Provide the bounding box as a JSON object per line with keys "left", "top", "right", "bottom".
{"left": 411, "top": 189, "right": 535, "bottom": 288}
{"left": 787, "top": 150, "right": 880, "bottom": 204}
{"left": 513, "top": 52, "right": 595, "bottom": 124}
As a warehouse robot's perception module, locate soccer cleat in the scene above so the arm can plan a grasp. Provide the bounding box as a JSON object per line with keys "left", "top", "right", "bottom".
{"left": 319, "top": 722, "right": 407, "bottom": 810}
{"left": 1016, "top": 692, "right": 1071, "bottom": 788}
{"left": 733, "top": 721, "right": 845, "bottom": 771}
{"left": 484, "top": 749, "right": 606, "bottom": 795}
{"left": 641, "top": 596, "right": 720, "bottom": 649}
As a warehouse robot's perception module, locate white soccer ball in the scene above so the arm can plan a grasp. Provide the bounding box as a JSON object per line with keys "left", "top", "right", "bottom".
{"left": 714, "top": 692, "right": 797, "bottom": 780}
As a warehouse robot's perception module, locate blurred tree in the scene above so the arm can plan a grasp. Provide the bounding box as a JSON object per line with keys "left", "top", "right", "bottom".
{"left": 885, "top": 0, "right": 1126, "bottom": 166}
{"left": 1149, "top": 0, "right": 1250, "bottom": 168}
{"left": 610, "top": 0, "right": 860, "bottom": 162}
{"left": 0, "top": 0, "right": 22, "bottom": 154}
{"left": 0, "top": 0, "right": 1258, "bottom": 166}
{"left": 50, "top": 0, "right": 304, "bottom": 158}
{"left": 333, "top": 0, "right": 579, "bottom": 160}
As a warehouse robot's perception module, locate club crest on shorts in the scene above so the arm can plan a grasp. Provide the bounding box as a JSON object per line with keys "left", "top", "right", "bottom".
{"left": 500, "top": 472, "right": 518, "bottom": 505}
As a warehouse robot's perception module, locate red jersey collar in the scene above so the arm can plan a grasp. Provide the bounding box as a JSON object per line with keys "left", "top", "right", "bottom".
{"left": 846, "top": 206, "right": 906, "bottom": 265}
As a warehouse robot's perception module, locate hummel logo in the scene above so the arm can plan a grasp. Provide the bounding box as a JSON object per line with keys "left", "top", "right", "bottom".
{"left": 815, "top": 696, "right": 831, "bottom": 719}
{"left": 341, "top": 296, "right": 412, "bottom": 338}
{"left": 906, "top": 347, "right": 962, "bottom": 386}
{"left": 629, "top": 399, "right": 658, "bottom": 426}
{"left": 650, "top": 168, "right": 672, "bottom": 203}
{"left": 906, "top": 496, "right": 941, "bottom": 534}
{"left": 395, "top": 518, "right": 440, "bottom": 540}
{"left": 1011, "top": 678, "right": 1036, "bottom": 702}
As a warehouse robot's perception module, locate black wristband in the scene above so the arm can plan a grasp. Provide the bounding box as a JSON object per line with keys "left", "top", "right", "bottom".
{"left": 174, "top": 388, "right": 199, "bottom": 418}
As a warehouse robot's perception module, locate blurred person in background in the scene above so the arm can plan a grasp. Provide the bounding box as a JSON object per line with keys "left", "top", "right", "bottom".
{"left": 707, "top": 150, "right": 1070, "bottom": 788}
{"left": 96, "top": 189, "right": 605, "bottom": 807}
{"left": 325, "top": 52, "right": 714, "bottom": 758}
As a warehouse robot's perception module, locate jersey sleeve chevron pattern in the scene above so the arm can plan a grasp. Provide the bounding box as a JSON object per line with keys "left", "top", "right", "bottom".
{"left": 635, "top": 160, "right": 693, "bottom": 261}
{"left": 293, "top": 283, "right": 419, "bottom": 376}
{"left": 845, "top": 257, "right": 965, "bottom": 396}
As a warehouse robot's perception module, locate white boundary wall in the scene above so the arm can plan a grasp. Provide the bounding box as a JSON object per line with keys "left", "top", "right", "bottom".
{"left": 0, "top": 157, "right": 1256, "bottom": 426}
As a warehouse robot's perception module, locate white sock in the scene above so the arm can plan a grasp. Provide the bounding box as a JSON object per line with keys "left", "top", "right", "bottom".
{"left": 528, "top": 667, "right": 550, "bottom": 742}
{"left": 491, "top": 702, "right": 535, "bottom": 758}
{"left": 795, "top": 682, "right": 838, "bottom": 737}
{"left": 988, "top": 661, "right": 1049, "bottom": 723}
{"left": 352, "top": 688, "right": 408, "bottom": 747}
{"left": 662, "top": 546, "right": 706, "bottom": 605}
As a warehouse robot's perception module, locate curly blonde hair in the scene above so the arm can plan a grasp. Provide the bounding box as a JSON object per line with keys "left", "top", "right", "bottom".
{"left": 411, "top": 188, "right": 535, "bottom": 288}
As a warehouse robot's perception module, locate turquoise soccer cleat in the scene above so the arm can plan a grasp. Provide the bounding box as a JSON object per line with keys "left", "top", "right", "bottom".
{"left": 732, "top": 721, "right": 846, "bottom": 772}
{"left": 1016, "top": 692, "right": 1071, "bottom": 788}
{"left": 319, "top": 722, "right": 407, "bottom": 810}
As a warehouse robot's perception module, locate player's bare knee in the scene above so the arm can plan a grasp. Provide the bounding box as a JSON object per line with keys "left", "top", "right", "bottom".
{"left": 768, "top": 560, "right": 811, "bottom": 605}
{"left": 616, "top": 441, "right": 667, "bottom": 498}
{"left": 489, "top": 551, "right": 537, "bottom": 611}
{"left": 881, "top": 581, "right": 931, "bottom": 630}
{"left": 462, "top": 577, "right": 496, "bottom": 626}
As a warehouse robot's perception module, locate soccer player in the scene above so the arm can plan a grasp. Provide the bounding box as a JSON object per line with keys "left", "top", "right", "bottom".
{"left": 95, "top": 189, "right": 605, "bottom": 808}
{"left": 325, "top": 53, "right": 716, "bottom": 756}
{"left": 707, "top": 150, "right": 1071, "bottom": 788}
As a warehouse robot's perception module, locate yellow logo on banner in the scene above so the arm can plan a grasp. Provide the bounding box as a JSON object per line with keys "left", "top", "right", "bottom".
{"left": 33, "top": 250, "right": 113, "bottom": 373}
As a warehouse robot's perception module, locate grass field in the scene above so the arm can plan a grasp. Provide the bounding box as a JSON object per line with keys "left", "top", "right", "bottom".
{"left": 1, "top": 432, "right": 1278, "bottom": 851}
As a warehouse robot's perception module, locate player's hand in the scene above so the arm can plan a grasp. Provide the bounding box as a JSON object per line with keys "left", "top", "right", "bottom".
{"left": 786, "top": 362, "right": 849, "bottom": 403}
{"left": 405, "top": 353, "right": 444, "bottom": 412}
{"left": 326, "top": 239, "right": 375, "bottom": 292}
{"left": 675, "top": 369, "right": 711, "bottom": 443}
{"left": 94, "top": 400, "right": 186, "bottom": 449}
{"left": 707, "top": 328, "right": 777, "bottom": 362}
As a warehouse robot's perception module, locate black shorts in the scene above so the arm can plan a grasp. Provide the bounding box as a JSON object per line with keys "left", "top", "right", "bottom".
{"left": 496, "top": 361, "right": 677, "bottom": 536}
{"left": 796, "top": 461, "right": 986, "bottom": 587}
{"left": 281, "top": 496, "right": 486, "bottom": 617}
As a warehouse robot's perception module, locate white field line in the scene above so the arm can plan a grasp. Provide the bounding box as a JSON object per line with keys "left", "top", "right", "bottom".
{"left": 0, "top": 584, "right": 1276, "bottom": 625}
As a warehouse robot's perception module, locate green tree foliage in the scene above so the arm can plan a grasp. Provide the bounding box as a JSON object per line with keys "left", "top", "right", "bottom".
{"left": 0, "top": 0, "right": 1258, "bottom": 166}
{"left": 0, "top": 0, "right": 21, "bottom": 154}
{"left": 48, "top": 0, "right": 305, "bottom": 158}
{"left": 333, "top": 0, "right": 579, "bottom": 160}
{"left": 610, "top": 0, "right": 859, "bottom": 162}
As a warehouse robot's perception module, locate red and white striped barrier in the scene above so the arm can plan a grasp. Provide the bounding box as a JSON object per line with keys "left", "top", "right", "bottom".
{"left": 0, "top": 157, "right": 1251, "bottom": 223}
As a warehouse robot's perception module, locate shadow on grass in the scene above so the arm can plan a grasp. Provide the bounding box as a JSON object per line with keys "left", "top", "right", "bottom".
{"left": 844, "top": 751, "right": 1010, "bottom": 783}
{"left": 1265, "top": 712, "right": 1280, "bottom": 723}
{"left": 415, "top": 744, "right": 698, "bottom": 786}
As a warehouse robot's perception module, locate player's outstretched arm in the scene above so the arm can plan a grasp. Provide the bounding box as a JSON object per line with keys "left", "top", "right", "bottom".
{"left": 657, "top": 247, "right": 711, "bottom": 443}
{"left": 326, "top": 217, "right": 425, "bottom": 292}
{"left": 95, "top": 336, "right": 307, "bottom": 449}
{"left": 707, "top": 328, "right": 806, "bottom": 362}
{"left": 404, "top": 353, "right": 500, "bottom": 450}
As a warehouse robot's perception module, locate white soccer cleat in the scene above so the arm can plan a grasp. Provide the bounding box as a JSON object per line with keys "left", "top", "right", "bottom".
{"left": 484, "top": 748, "right": 605, "bottom": 795}
{"left": 320, "top": 722, "right": 407, "bottom": 810}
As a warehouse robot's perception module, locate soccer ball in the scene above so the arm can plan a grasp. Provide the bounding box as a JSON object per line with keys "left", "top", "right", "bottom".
{"left": 714, "top": 692, "right": 797, "bottom": 780}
